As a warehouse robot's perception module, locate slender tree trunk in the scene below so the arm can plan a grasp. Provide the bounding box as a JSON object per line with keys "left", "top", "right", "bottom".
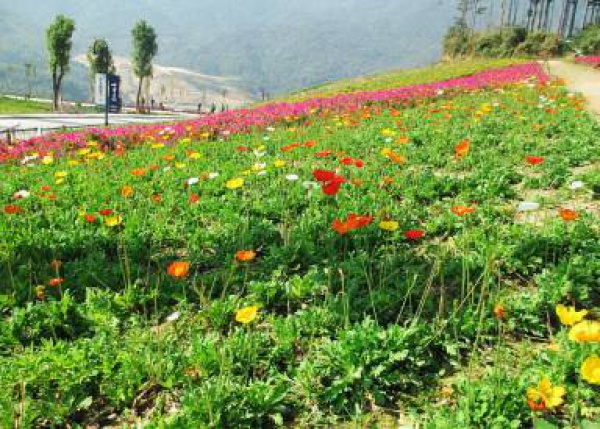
{"left": 136, "top": 76, "right": 143, "bottom": 113}
{"left": 52, "top": 69, "right": 59, "bottom": 111}
{"left": 57, "top": 73, "right": 64, "bottom": 112}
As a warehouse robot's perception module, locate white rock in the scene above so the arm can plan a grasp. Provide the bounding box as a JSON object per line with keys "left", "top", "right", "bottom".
{"left": 166, "top": 311, "right": 181, "bottom": 322}
{"left": 569, "top": 181, "right": 584, "bottom": 190}
{"left": 517, "top": 202, "right": 540, "bottom": 212}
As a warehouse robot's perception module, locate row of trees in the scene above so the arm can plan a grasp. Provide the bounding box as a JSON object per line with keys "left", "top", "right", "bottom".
{"left": 46, "top": 15, "right": 158, "bottom": 112}
{"left": 446, "top": 0, "right": 600, "bottom": 59}
{"left": 456, "top": 0, "right": 600, "bottom": 36}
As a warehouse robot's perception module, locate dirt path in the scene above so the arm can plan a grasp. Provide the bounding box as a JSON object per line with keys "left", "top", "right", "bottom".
{"left": 545, "top": 60, "right": 600, "bottom": 117}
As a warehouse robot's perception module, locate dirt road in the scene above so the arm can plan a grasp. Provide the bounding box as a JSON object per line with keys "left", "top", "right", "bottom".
{"left": 545, "top": 60, "right": 600, "bottom": 116}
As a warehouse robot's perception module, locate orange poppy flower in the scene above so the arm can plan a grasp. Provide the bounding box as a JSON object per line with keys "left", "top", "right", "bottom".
{"left": 558, "top": 208, "right": 579, "bottom": 222}
{"left": 121, "top": 185, "right": 135, "bottom": 198}
{"left": 451, "top": 205, "right": 475, "bottom": 216}
{"left": 99, "top": 209, "right": 114, "bottom": 216}
{"left": 132, "top": 168, "right": 147, "bottom": 177}
{"left": 332, "top": 213, "right": 373, "bottom": 235}
{"left": 236, "top": 250, "right": 257, "bottom": 262}
{"left": 396, "top": 136, "right": 410, "bottom": 145}
{"left": 454, "top": 139, "right": 470, "bottom": 159}
{"left": 494, "top": 304, "right": 505, "bottom": 320}
{"left": 41, "top": 185, "right": 52, "bottom": 192}
{"left": 49, "top": 277, "right": 64, "bottom": 287}
{"left": 3, "top": 204, "right": 21, "bottom": 215}
{"left": 151, "top": 193, "right": 162, "bottom": 202}
{"left": 167, "top": 261, "right": 190, "bottom": 278}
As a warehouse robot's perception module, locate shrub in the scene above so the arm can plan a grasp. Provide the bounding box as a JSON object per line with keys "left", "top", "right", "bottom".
{"left": 514, "top": 32, "right": 564, "bottom": 57}
{"left": 443, "top": 26, "right": 473, "bottom": 58}
{"left": 573, "top": 25, "right": 600, "bottom": 55}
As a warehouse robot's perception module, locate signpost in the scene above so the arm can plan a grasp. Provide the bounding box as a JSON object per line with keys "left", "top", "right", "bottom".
{"left": 95, "top": 73, "right": 121, "bottom": 126}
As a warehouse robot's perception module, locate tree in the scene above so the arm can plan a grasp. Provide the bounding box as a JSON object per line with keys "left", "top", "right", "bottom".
{"left": 24, "top": 63, "right": 36, "bottom": 99}
{"left": 87, "top": 39, "right": 115, "bottom": 102}
{"left": 46, "top": 15, "right": 75, "bottom": 111}
{"left": 131, "top": 20, "right": 158, "bottom": 112}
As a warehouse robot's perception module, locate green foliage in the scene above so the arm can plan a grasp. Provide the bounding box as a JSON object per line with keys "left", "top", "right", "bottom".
{"left": 131, "top": 20, "right": 158, "bottom": 79}
{"left": 573, "top": 25, "right": 600, "bottom": 55}
{"left": 87, "top": 39, "right": 115, "bottom": 76}
{"left": 45, "top": 15, "right": 75, "bottom": 75}
{"left": 443, "top": 26, "right": 564, "bottom": 59}
{"left": 297, "top": 320, "right": 451, "bottom": 415}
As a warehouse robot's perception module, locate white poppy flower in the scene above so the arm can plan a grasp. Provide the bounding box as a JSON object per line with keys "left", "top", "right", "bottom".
{"left": 286, "top": 174, "right": 299, "bottom": 181}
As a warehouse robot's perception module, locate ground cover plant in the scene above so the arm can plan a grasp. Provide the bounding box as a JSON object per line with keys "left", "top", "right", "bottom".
{"left": 0, "top": 62, "right": 599, "bottom": 427}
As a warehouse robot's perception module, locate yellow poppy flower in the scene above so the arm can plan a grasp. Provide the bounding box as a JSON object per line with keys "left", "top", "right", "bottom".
{"left": 526, "top": 377, "right": 566, "bottom": 410}
{"left": 188, "top": 152, "right": 202, "bottom": 159}
{"left": 274, "top": 160, "right": 286, "bottom": 168}
{"left": 379, "top": 220, "right": 399, "bottom": 232}
{"left": 225, "top": 178, "right": 244, "bottom": 189}
{"left": 569, "top": 320, "right": 600, "bottom": 343}
{"left": 42, "top": 156, "right": 54, "bottom": 165}
{"left": 104, "top": 216, "right": 123, "bottom": 227}
{"left": 235, "top": 305, "right": 259, "bottom": 324}
{"left": 556, "top": 304, "right": 588, "bottom": 326}
{"left": 151, "top": 143, "right": 165, "bottom": 149}
{"left": 380, "top": 128, "right": 396, "bottom": 137}
{"left": 67, "top": 160, "right": 80, "bottom": 166}
{"left": 175, "top": 162, "right": 187, "bottom": 169}
{"left": 54, "top": 171, "right": 68, "bottom": 178}
{"left": 581, "top": 355, "right": 600, "bottom": 385}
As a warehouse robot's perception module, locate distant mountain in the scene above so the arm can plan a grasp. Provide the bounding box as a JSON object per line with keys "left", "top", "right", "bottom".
{"left": 0, "top": 0, "right": 457, "bottom": 101}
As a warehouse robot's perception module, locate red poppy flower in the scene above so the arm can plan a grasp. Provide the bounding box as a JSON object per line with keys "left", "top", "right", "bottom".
{"left": 304, "top": 140, "right": 317, "bottom": 148}
{"left": 525, "top": 155, "right": 545, "bottom": 165}
{"left": 84, "top": 214, "right": 97, "bottom": 223}
{"left": 316, "top": 150, "right": 333, "bottom": 158}
{"left": 340, "top": 157, "right": 354, "bottom": 166}
{"left": 404, "top": 229, "right": 426, "bottom": 241}
{"left": 189, "top": 193, "right": 200, "bottom": 204}
{"left": 151, "top": 193, "right": 162, "bottom": 202}
{"left": 313, "top": 169, "right": 347, "bottom": 196}
{"left": 41, "top": 185, "right": 52, "bottom": 192}
{"left": 313, "top": 170, "right": 337, "bottom": 182}
{"left": 236, "top": 146, "right": 250, "bottom": 151}
{"left": 99, "top": 209, "right": 114, "bottom": 216}
{"left": 3, "top": 204, "right": 21, "bottom": 215}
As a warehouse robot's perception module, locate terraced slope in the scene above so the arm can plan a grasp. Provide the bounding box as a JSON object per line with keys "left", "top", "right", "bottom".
{"left": 0, "top": 61, "right": 598, "bottom": 428}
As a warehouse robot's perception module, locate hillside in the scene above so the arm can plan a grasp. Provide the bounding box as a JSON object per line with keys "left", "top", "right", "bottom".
{"left": 0, "top": 0, "right": 455, "bottom": 100}
{"left": 1, "top": 59, "right": 599, "bottom": 427}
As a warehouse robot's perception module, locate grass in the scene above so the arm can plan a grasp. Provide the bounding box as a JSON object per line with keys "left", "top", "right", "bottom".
{"left": 0, "top": 96, "right": 98, "bottom": 115}
{"left": 0, "top": 61, "right": 599, "bottom": 428}
{"left": 0, "top": 97, "right": 54, "bottom": 114}
{"left": 276, "top": 58, "right": 526, "bottom": 102}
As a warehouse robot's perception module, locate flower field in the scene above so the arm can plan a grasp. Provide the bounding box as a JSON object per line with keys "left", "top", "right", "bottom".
{"left": 575, "top": 56, "right": 600, "bottom": 67}
{"left": 1, "top": 62, "right": 599, "bottom": 427}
